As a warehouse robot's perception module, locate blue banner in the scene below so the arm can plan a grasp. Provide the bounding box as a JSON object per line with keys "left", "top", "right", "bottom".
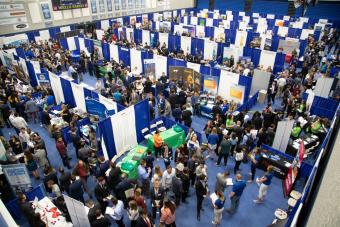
{"left": 85, "top": 99, "right": 108, "bottom": 118}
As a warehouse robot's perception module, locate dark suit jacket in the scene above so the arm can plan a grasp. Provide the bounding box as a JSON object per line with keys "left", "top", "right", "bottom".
{"left": 44, "top": 172, "right": 59, "bottom": 193}
{"left": 108, "top": 167, "right": 121, "bottom": 190}
{"left": 195, "top": 180, "right": 207, "bottom": 198}
{"left": 91, "top": 216, "right": 111, "bottom": 227}
{"left": 88, "top": 204, "right": 102, "bottom": 225}
{"left": 136, "top": 215, "right": 154, "bottom": 227}
{"left": 19, "top": 201, "right": 34, "bottom": 220}
{"left": 150, "top": 187, "right": 165, "bottom": 207}
{"left": 69, "top": 180, "right": 84, "bottom": 202}
{"left": 94, "top": 183, "right": 110, "bottom": 203}
{"left": 172, "top": 176, "right": 183, "bottom": 196}
{"left": 59, "top": 172, "right": 71, "bottom": 192}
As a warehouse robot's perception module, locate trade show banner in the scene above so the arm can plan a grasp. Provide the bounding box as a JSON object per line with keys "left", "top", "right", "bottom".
{"left": 203, "top": 75, "right": 218, "bottom": 95}
{"left": 144, "top": 59, "right": 156, "bottom": 81}
{"left": 278, "top": 38, "right": 300, "bottom": 54}
{"left": 229, "top": 85, "right": 245, "bottom": 103}
{"left": 85, "top": 98, "right": 108, "bottom": 119}
{"left": 217, "top": 70, "right": 241, "bottom": 103}
{"left": 36, "top": 72, "right": 50, "bottom": 87}
{"left": 2, "top": 164, "right": 31, "bottom": 189}
{"left": 169, "top": 66, "right": 201, "bottom": 92}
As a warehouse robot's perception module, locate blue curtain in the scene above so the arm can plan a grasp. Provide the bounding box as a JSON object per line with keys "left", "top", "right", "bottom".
{"left": 60, "top": 78, "right": 76, "bottom": 108}
{"left": 84, "top": 87, "right": 93, "bottom": 99}
{"left": 15, "top": 48, "right": 26, "bottom": 59}
{"left": 200, "top": 65, "right": 211, "bottom": 75}
{"left": 168, "top": 34, "right": 176, "bottom": 52}
{"left": 85, "top": 39, "right": 94, "bottom": 53}
{"left": 300, "top": 161, "right": 313, "bottom": 179}
{"left": 5, "top": 184, "right": 45, "bottom": 220}
{"left": 60, "top": 38, "right": 69, "bottom": 50}
{"left": 271, "top": 36, "right": 280, "bottom": 51}
{"left": 299, "top": 40, "right": 307, "bottom": 57}
{"left": 310, "top": 96, "right": 339, "bottom": 119}
{"left": 26, "top": 61, "right": 39, "bottom": 87}
{"left": 274, "top": 52, "right": 286, "bottom": 74}
{"left": 195, "top": 38, "right": 205, "bottom": 55}
{"left": 205, "top": 27, "right": 214, "bottom": 39}
{"left": 118, "top": 47, "right": 130, "bottom": 66}
{"left": 98, "top": 117, "right": 117, "bottom": 159}
{"left": 238, "top": 75, "right": 252, "bottom": 102}
{"left": 26, "top": 31, "right": 35, "bottom": 42}
{"left": 251, "top": 48, "right": 261, "bottom": 67}
{"left": 134, "top": 99, "right": 151, "bottom": 142}
{"left": 102, "top": 43, "right": 110, "bottom": 61}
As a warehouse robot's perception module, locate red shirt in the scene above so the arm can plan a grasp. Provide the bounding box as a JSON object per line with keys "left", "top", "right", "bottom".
{"left": 56, "top": 141, "right": 66, "bottom": 156}
{"left": 77, "top": 165, "right": 88, "bottom": 177}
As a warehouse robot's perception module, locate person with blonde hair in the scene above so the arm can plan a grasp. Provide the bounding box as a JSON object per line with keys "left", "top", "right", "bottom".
{"left": 254, "top": 165, "right": 274, "bottom": 203}
{"left": 127, "top": 200, "right": 139, "bottom": 227}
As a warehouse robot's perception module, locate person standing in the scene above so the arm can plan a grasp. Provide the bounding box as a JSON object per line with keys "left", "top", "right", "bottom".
{"left": 172, "top": 170, "right": 183, "bottom": 206}
{"left": 153, "top": 130, "right": 163, "bottom": 160}
{"left": 216, "top": 135, "right": 232, "bottom": 166}
{"left": 233, "top": 148, "right": 244, "bottom": 174}
{"left": 69, "top": 174, "right": 85, "bottom": 204}
{"left": 73, "top": 160, "right": 92, "bottom": 199}
{"left": 86, "top": 200, "right": 102, "bottom": 226}
{"left": 248, "top": 148, "right": 262, "bottom": 183}
{"left": 187, "top": 155, "right": 198, "bottom": 187}
{"left": 56, "top": 137, "right": 71, "bottom": 169}
{"left": 160, "top": 200, "right": 177, "bottom": 227}
{"left": 195, "top": 174, "right": 208, "bottom": 221}
{"left": 207, "top": 127, "right": 219, "bottom": 160}
{"left": 162, "top": 165, "right": 176, "bottom": 193}
{"left": 181, "top": 105, "right": 192, "bottom": 127}
{"left": 92, "top": 209, "right": 111, "bottom": 227}
{"left": 59, "top": 167, "right": 71, "bottom": 194}
{"left": 127, "top": 200, "right": 139, "bottom": 227}
{"left": 150, "top": 178, "right": 164, "bottom": 219}
{"left": 212, "top": 191, "right": 225, "bottom": 226}
{"left": 94, "top": 176, "right": 110, "bottom": 213}
{"left": 138, "top": 159, "right": 151, "bottom": 197}
{"left": 226, "top": 174, "right": 246, "bottom": 214}
{"left": 254, "top": 165, "right": 274, "bottom": 203}
{"left": 214, "top": 171, "right": 230, "bottom": 193}
{"left": 108, "top": 197, "right": 125, "bottom": 227}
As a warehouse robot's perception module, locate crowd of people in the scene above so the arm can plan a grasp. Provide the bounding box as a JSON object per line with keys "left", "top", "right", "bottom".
{"left": 0, "top": 8, "right": 339, "bottom": 227}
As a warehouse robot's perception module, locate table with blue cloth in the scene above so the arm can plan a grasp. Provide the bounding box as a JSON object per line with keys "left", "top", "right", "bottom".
{"left": 200, "top": 103, "right": 229, "bottom": 119}
{"left": 71, "top": 50, "right": 80, "bottom": 63}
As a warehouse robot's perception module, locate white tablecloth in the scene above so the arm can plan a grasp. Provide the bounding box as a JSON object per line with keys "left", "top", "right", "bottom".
{"left": 34, "top": 197, "right": 73, "bottom": 227}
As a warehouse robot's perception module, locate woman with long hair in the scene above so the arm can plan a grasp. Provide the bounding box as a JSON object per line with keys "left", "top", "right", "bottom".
{"left": 24, "top": 151, "right": 40, "bottom": 179}
{"left": 160, "top": 200, "right": 176, "bottom": 227}
{"left": 212, "top": 191, "right": 225, "bottom": 226}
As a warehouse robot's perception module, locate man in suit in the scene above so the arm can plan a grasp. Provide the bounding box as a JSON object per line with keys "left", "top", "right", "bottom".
{"left": 150, "top": 178, "right": 164, "bottom": 219}
{"left": 86, "top": 200, "right": 102, "bottom": 226}
{"left": 195, "top": 174, "right": 208, "bottom": 221}
{"left": 172, "top": 169, "right": 183, "bottom": 206}
{"left": 69, "top": 174, "right": 85, "bottom": 204}
{"left": 59, "top": 167, "right": 71, "bottom": 194}
{"left": 108, "top": 162, "right": 122, "bottom": 193}
{"left": 94, "top": 176, "right": 110, "bottom": 213}
{"left": 91, "top": 209, "right": 111, "bottom": 227}
{"left": 115, "top": 173, "right": 134, "bottom": 207}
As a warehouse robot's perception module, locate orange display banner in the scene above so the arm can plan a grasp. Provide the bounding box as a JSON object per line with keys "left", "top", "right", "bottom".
{"left": 204, "top": 79, "right": 216, "bottom": 89}
{"left": 230, "top": 87, "right": 243, "bottom": 100}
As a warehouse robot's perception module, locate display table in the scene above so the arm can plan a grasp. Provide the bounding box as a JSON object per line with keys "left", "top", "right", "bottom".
{"left": 200, "top": 103, "right": 228, "bottom": 119}
{"left": 147, "top": 127, "right": 186, "bottom": 151}
{"left": 120, "top": 145, "right": 148, "bottom": 179}
{"left": 258, "top": 150, "right": 293, "bottom": 180}
{"left": 34, "top": 197, "right": 72, "bottom": 227}
{"left": 286, "top": 134, "right": 319, "bottom": 157}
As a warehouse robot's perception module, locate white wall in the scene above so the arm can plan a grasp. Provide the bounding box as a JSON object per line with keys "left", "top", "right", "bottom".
{"left": 0, "top": 0, "right": 195, "bottom": 35}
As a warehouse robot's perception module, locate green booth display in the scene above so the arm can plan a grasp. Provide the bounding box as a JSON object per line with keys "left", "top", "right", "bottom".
{"left": 120, "top": 145, "right": 148, "bottom": 179}
{"left": 147, "top": 126, "right": 186, "bottom": 151}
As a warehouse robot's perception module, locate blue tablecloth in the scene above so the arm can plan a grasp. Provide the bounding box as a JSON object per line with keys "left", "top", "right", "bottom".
{"left": 200, "top": 104, "right": 228, "bottom": 119}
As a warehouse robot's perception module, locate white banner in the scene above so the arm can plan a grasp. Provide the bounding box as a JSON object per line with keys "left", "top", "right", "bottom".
{"left": 181, "top": 36, "right": 191, "bottom": 55}
{"left": 154, "top": 54, "right": 167, "bottom": 79}
{"left": 158, "top": 32, "right": 169, "bottom": 47}
{"left": 259, "top": 50, "right": 276, "bottom": 70}
{"left": 49, "top": 72, "right": 65, "bottom": 104}
{"left": 109, "top": 44, "right": 119, "bottom": 63}
{"left": 218, "top": 70, "right": 240, "bottom": 101}
{"left": 130, "top": 48, "right": 143, "bottom": 74}
{"left": 142, "top": 30, "right": 150, "bottom": 46}
{"left": 71, "top": 82, "right": 86, "bottom": 113}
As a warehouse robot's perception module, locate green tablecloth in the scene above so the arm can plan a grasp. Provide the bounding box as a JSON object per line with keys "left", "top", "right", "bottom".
{"left": 99, "top": 66, "right": 108, "bottom": 78}
{"left": 120, "top": 145, "right": 148, "bottom": 179}
{"left": 147, "top": 127, "right": 186, "bottom": 151}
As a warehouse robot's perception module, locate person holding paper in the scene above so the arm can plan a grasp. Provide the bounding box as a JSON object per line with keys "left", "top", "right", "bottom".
{"left": 212, "top": 191, "right": 225, "bottom": 226}
{"left": 214, "top": 171, "right": 230, "bottom": 193}
{"left": 107, "top": 197, "right": 126, "bottom": 227}
{"left": 94, "top": 176, "right": 111, "bottom": 213}
{"left": 150, "top": 178, "right": 165, "bottom": 219}
{"left": 248, "top": 148, "right": 262, "bottom": 183}
{"left": 195, "top": 174, "right": 208, "bottom": 221}
{"left": 226, "top": 174, "right": 246, "bottom": 214}
{"left": 254, "top": 165, "right": 274, "bottom": 204}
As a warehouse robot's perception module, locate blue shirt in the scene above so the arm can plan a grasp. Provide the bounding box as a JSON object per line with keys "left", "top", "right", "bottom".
{"left": 46, "top": 95, "right": 55, "bottom": 106}
{"left": 113, "top": 92, "right": 122, "bottom": 102}
{"left": 252, "top": 154, "right": 261, "bottom": 167}
{"left": 208, "top": 134, "right": 219, "bottom": 145}
{"left": 214, "top": 198, "right": 225, "bottom": 209}
{"left": 263, "top": 172, "right": 274, "bottom": 186}
{"left": 232, "top": 180, "right": 246, "bottom": 197}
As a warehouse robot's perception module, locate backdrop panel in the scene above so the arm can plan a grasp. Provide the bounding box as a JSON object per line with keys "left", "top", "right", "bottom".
{"left": 250, "top": 69, "right": 271, "bottom": 95}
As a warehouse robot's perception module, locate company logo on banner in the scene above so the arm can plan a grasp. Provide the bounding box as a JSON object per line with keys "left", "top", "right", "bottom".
{"left": 36, "top": 72, "right": 49, "bottom": 82}
{"left": 283, "top": 140, "right": 305, "bottom": 196}
{"left": 203, "top": 75, "right": 218, "bottom": 95}
{"left": 85, "top": 98, "right": 115, "bottom": 119}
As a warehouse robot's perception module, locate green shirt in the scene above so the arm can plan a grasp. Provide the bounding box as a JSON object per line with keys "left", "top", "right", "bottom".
{"left": 220, "top": 139, "right": 232, "bottom": 155}
{"left": 226, "top": 119, "right": 234, "bottom": 127}
{"left": 311, "top": 122, "right": 321, "bottom": 134}
{"left": 291, "top": 126, "right": 302, "bottom": 138}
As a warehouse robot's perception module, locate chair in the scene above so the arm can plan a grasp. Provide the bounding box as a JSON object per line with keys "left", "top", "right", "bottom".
{"left": 156, "top": 120, "right": 167, "bottom": 132}
{"left": 150, "top": 124, "right": 158, "bottom": 134}
{"left": 141, "top": 128, "right": 152, "bottom": 140}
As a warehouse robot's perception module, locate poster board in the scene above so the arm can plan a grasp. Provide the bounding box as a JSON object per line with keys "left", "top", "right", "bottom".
{"left": 272, "top": 120, "right": 295, "bottom": 152}
{"left": 203, "top": 75, "right": 218, "bottom": 95}
{"left": 223, "top": 45, "right": 243, "bottom": 62}
{"left": 259, "top": 50, "right": 276, "bottom": 70}
{"left": 169, "top": 66, "right": 200, "bottom": 92}
{"left": 250, "top": 69, "right": 271, "bottom": 95}
{"left": 2, "top": 164, "right": 31, "bottom": 188}
{"left": 217, "top": 70, "right": 241, "bottom": 103}
{"left": 64, "top": 194, "right": 91, "bottom": 227}
{"left": 144, "top": 59, "right": 156, "bottom": 82}
{"left": 278, "top": 38, "right": 300, "bottom": 54}
{"left": 314, "top": 77, "right": 334, "bottom": 98}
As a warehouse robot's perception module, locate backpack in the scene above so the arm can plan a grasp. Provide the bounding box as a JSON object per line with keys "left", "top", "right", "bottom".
{"left": 245, "top": 134, "right": 254, "bottom": 148}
